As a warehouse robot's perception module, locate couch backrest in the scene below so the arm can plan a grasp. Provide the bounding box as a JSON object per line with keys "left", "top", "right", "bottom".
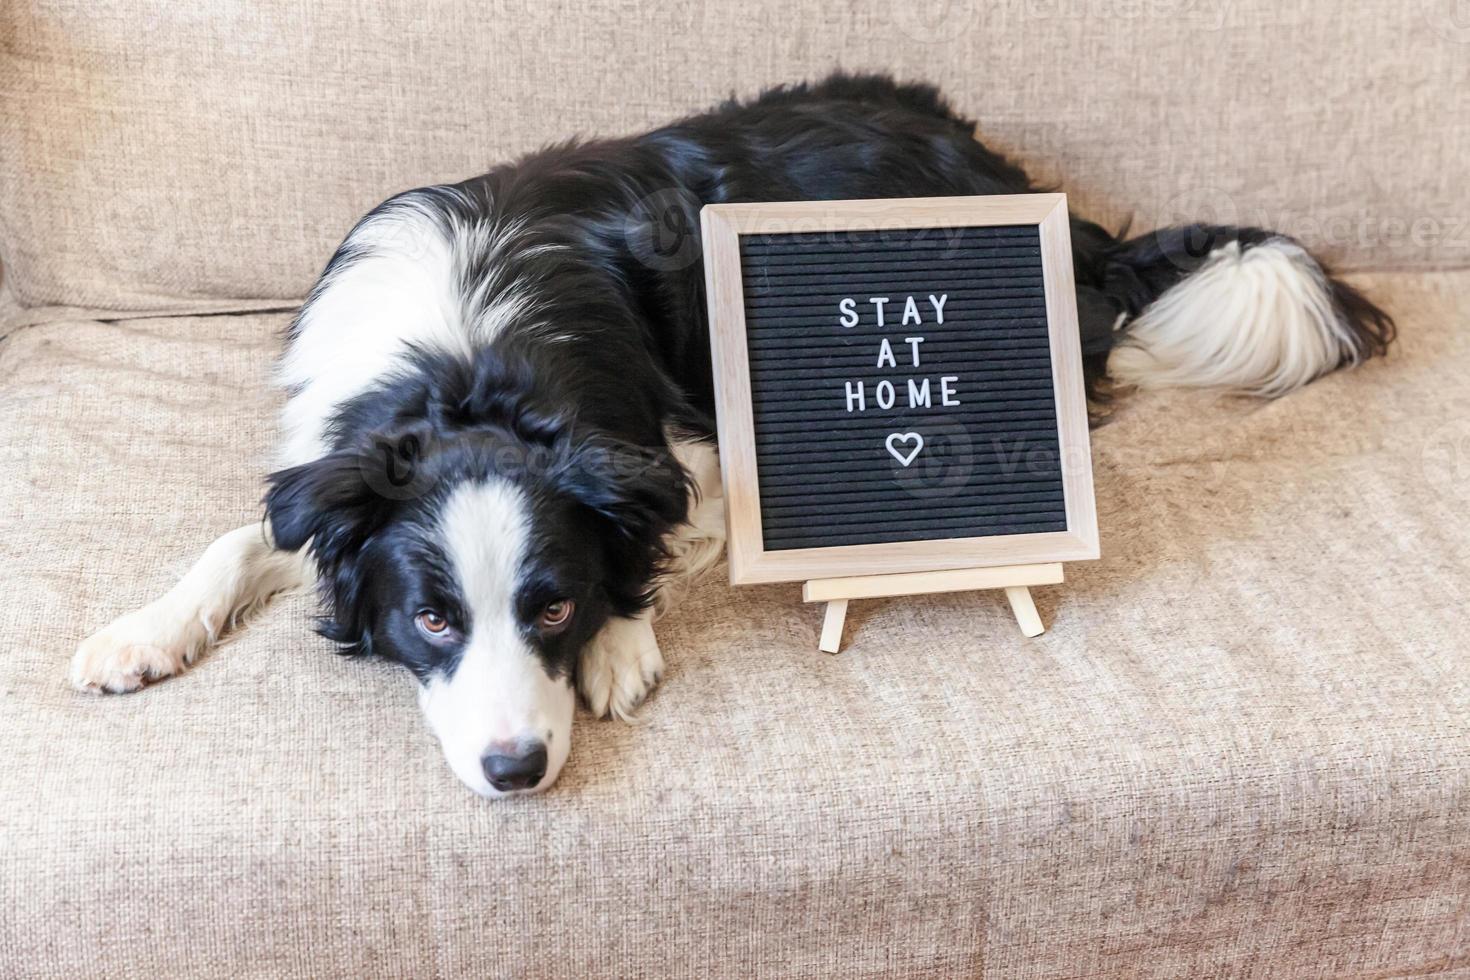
{"left": 2, "top": 0, "right": 1467, "bottom": 321}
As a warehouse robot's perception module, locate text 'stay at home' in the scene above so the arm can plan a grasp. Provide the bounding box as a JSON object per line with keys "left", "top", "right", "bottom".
{"left": 836, "top": 292, "right": 956, "bottom": 467}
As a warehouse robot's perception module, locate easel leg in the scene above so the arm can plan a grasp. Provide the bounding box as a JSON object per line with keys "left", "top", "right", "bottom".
{"left": 819, "top": 599, "right": 848, "bottom": 654}
{"left": 1005, "top": 586, "right": 1045, "bottom": 637}
{"left": 803, "top": 564, "right": 1064, "bottom": 651}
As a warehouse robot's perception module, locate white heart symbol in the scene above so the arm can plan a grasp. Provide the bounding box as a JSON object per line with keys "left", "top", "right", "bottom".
{"left": 885, "top": 432, "right": 924, "bottom": 467}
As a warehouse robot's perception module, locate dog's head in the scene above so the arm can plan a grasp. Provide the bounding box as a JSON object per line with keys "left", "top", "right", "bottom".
{"left": 264, "top": 353, "right": 688, "bottom": 797}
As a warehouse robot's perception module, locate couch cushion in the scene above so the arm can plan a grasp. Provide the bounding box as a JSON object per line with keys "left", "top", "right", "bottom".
{"left": 3, "top": 1, "right": 1469, "bottom": 325}
{"left": 1, "top": 271, "right": 1468, "bottom": 976}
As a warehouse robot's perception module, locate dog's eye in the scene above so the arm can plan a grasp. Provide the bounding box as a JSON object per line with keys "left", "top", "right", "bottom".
{"left": 538, "top": 599, "right": 575, "bottom": 632}
{"left": 415, "top": 610, "right": 451, "bottom": 638}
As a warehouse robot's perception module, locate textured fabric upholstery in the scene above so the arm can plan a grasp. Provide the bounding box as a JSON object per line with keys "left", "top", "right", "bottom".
{"left": 3, "top": 0, "right": 1469, "bottom": 974}
{"left": 2, "top": 270, "right": 1468, "bottom": 975}
{"left": 3, "top": 0, "right": 1469, "bottom": 328}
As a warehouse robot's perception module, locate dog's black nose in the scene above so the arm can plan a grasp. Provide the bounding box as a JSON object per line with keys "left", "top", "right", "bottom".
{"left": 481, "top": 744, "right": 548, "bottom": 792}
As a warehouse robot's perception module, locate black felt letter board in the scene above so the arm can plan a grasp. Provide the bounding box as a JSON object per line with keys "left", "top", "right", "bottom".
{"left": 740, "top": 225, "right": 1068, "bottom": 550}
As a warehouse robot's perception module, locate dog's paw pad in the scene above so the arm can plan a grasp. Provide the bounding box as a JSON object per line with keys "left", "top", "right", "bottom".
{"left": 579, "top": 615, "right": 664, "bottom": 722}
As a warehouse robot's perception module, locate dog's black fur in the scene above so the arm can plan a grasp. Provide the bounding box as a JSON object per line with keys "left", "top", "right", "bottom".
{"left": 267, "top": 350, "right": 690, "bottom": 676}
{"left": 266, "top": 72, "right": 1393, "bottom": 704}
{"left": 67, "top": 73, "right": 1398, "bottom": 793}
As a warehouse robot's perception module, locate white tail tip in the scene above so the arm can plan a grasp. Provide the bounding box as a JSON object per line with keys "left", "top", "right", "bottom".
{"left": 1109, "top": 239, "right": 1360, "bottom": 398}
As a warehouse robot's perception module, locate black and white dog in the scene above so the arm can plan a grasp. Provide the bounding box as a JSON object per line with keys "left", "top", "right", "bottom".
{"left": 71, "top": 75, "right": 1393, "bottom": 797}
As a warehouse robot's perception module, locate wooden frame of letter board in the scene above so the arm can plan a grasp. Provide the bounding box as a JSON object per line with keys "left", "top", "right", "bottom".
{"left": 701, "top": 193, "right": 1099, "bottom": 652}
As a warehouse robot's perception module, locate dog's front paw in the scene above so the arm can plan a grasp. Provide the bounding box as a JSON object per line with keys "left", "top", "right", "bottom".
{"left": 578, "top": 613, "right": 664, "bottom": 721}
{"left": 70, "top": 605, "right": 207, "bottom": 694}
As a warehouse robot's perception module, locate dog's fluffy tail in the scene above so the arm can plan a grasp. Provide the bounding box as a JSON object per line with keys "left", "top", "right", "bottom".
{"left": 1099, "top": 225, "right": 1395, "bottom": 398}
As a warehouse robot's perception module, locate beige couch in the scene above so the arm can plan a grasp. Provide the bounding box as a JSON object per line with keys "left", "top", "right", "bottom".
{"left": 3, "top": 2, "right": 1469, "bottom": 976}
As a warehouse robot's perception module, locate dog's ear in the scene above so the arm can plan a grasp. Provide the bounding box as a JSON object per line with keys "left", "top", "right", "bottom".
{"left": 265, "top": 424, "right": 437, "bottom": 557}
{"left": 265, "top": 450, "right": 381, "bottom": 558}
{"left": 266, "top": 440, "right": 410, "bottom": 554}
{"left": 550, "top": 435, "right": 691, "bottom": 612}
{"left": 265, "top": 436, "right": 430, "bottom": 657}
{"left": 554, "top": 436, "right": 690, "bottom": 540}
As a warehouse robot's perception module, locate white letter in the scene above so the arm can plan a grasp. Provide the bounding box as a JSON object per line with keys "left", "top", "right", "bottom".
{"left": 907, "top": 378, "right": 932, "bottom": 408}
{"left": 940, "top": 376, "right": 960, "bottom": 406}
{"left": 845, "top": 381, "right": 866, "bottom": 412}
{"left": 838, "top": 298, "right": 858, "bottom": 328}
{"left": 904, "top": 336, "right": 925, "bottom": 366}
{"left": 928, "top": 294, "right": 948, "bottom": 325}
{"left": 902, "top": 295, "right": 921, "bottom": 326}
{"left": 876, "top": 380, "right": 896, "bottom": 410}
{"left": 876, "top": 338, "right": 896, "bottom": 368}
{"left": 869, "top": 297, "right": 890, "bottom": 327}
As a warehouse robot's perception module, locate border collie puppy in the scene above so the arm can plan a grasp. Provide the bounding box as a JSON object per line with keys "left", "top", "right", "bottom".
{"left": 70, "top": 74, "right": 1393, "bottom": 797}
